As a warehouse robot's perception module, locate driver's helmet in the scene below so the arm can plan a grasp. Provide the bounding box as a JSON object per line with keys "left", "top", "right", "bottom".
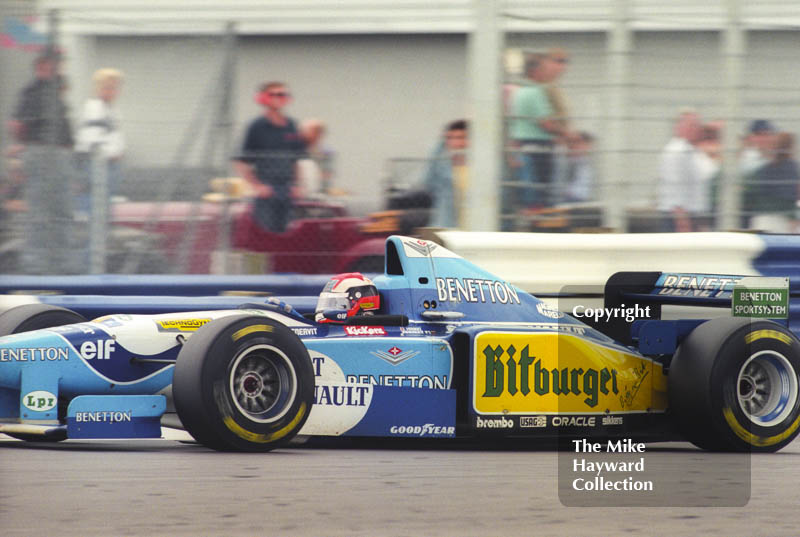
{"left": 315, "top": 272, "right": 380, "bottom": 323}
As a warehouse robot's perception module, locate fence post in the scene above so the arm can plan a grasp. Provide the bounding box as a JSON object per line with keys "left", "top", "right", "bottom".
{"left": 466, "top": 0, "right": 503, "bottom": 231}
{"left": 177, "top": 21, "right": 238, "bottom": 274}
{"left": 719, "top": 0, "right": 745, "bottom": 230}
{"left": 88, "top": 147, "right": 108, "bottom": 274}
{"left": 603, "top": 0, "right": 632, "bottom": 232}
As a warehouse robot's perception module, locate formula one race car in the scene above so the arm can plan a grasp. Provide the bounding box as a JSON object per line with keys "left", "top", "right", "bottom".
{"left": 0, "top": 236, "right": 799, "bottom": 452}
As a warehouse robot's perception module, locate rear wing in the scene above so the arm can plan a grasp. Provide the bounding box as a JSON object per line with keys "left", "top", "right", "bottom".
{"left": 601, "top": 271, "right": 791, "bottom": 344}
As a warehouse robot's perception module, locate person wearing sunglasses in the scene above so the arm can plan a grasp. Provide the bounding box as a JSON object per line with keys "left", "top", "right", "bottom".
{"left": 234, "top": 81, "right": 306, "bottom": 232}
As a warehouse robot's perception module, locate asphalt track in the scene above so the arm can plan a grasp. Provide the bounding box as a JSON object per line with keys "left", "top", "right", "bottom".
{"left": 3, "top": 430, "right": 800, "bottom": 537}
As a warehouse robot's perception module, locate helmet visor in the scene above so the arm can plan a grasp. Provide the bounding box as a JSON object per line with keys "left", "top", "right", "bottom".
{"left": 316, "top": 291, "right": 351, "bottom": 313}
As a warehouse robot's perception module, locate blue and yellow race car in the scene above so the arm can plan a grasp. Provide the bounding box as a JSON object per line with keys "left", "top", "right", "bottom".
{"left": 0, "top": 236, "right": 798, "bottom": 452}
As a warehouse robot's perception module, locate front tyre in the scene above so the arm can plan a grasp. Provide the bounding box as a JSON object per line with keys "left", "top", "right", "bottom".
{"left": 0, "top": 304, "right": 86, "bottom": 336}
{"left": 669, "top": 318, "right": 800, "bottom": 452}
{"left": 172, "top": 315, "right": 314, "bottom": 452}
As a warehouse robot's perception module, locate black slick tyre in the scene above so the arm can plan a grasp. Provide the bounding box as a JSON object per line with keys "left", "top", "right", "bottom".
{"left": 669, "top": 317, "right": 800, "bottom": 452}
{"left": 0, "top": 304, "right": 86, "bottom": 336}
{"left": 172, "top": 315, "right": 314, "bottom": 452}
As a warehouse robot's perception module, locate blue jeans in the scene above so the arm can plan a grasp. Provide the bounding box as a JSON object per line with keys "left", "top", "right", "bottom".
{"left": 516, "top": 142, "right": 554, "bottom": 207}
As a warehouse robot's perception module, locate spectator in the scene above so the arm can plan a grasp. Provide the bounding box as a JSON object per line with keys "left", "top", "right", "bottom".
{"left": 555, "top": 131, "right": 595, "bottom": 203}
{"left": 74, "top": 68, "right": 125, "bottom": 215}
{"left": 297, "top": 118, "right": 334, "bottom": 197}
{"left": 739, "top": 119, "right": 775, "bottom": 179}
{"left": 8, "top": 52, "right": 72, "bottom": 146}
{"left": 543, "top": 47, "right": 571, "bottom": 138}
{"left": 656, "top": 110, "right": 719, "bottom": 232}
{"left": 509, "top": 52, "right": 570, "bottom": 208}
{"left": 694, "top": 122, "right": 723, "bottom": 229}
{"left": 8, "top": 50, "right": 77, "bottom": 274}
{"left": 422, "top": 119, "right": 468, "bottom": 228}
{"left": 743, "top": 131, "right": 800, "bottom": 232}
{"left": 234, "top": 81, "right": 306, "bottom": 232}
{"left": 738, "top": 119, "right": 776, "bottom": 227}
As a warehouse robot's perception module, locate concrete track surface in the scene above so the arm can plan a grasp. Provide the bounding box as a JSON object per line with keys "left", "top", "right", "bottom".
{"left": 2, "top": 431, "right": 800, "bottom": 537}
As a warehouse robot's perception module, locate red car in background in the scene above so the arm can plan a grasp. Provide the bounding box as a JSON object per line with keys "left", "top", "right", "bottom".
{"left": 111, "top": 196, "right": 415, "bottom": 275}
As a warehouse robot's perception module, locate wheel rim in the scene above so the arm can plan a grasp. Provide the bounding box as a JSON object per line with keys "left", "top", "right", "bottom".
{"left": 229, "top": 344, "right": 297, "bottom": 423}
{"left": 737, "top": 350, "right": 798, "bottom": 427}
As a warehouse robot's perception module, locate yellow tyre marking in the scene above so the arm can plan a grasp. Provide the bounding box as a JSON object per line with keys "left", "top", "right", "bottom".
{"left": 223, "top": 402, "right": 307, "bottom": 444}
{"left": 723, "top": 407, "right": 800, "bottom": 447}
{"left": 745, "top": 330, "right": 792, "bottom": 346}
{"left": 232, "top": 324, "right": 274, "bottom": 341}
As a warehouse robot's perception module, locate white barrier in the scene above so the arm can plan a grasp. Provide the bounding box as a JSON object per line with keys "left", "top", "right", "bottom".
{"left": 428, "top": 231, "right": 766, "bottom": 293}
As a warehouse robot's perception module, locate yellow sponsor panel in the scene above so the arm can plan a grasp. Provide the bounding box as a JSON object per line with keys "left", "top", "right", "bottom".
{"left": 473, "top": 332, "right": 667, "bottom": 415}
{"left": 156, "top": 318, "right": 211, "bottom": 332}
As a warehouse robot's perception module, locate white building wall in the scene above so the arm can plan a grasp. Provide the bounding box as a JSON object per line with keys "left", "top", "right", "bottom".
{"left": 36, "top": 0, "right": 800, "bottom": 34}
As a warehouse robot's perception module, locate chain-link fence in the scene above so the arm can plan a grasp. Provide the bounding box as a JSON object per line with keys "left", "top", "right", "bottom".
{"left": 2, "top": 3, "right": 800, "bottom": 275}
{"left": 0, "top": 12, "right": 402, "bottom": 275}
{"left": 500, "top": 4, "right": 800, "bottom": 234}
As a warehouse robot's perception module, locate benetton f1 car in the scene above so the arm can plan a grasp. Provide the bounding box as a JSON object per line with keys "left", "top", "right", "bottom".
{"left": 0, "top": 236, "right": 799, "bottom": 452}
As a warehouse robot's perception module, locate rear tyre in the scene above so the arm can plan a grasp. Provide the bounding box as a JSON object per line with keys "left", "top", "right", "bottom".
{"left": 172, "top": 315, "right": 314, "bottom": 452}
{"left": 669, "top": 317, "right": 800, "bottom": 452}
{"left": 0, "top": 304, "right": 85, "bottom": 442}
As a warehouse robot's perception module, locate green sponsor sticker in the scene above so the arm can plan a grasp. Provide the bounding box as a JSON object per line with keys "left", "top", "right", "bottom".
{"left": 732, "top": 277, "right": 789, "bottom": 319}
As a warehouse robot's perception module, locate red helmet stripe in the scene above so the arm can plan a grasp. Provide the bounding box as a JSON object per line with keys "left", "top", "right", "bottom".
{"left": 348, "top": 294, "right": 380, "bottom": 316}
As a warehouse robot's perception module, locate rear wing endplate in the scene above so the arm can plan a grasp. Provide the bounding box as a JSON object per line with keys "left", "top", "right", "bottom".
{"left": 602, "top": 271, "right": 790, "bottom": 344}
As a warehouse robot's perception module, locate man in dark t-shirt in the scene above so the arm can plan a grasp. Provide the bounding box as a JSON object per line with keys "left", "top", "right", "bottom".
{"left": 10, "top": 53, "right": 73, "bottom": 147}
{"left": 8, "top": 52, "right": 78, "bottom": 274}
{"left": 234, "top": 81, "right": 306, "bottom": 232}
